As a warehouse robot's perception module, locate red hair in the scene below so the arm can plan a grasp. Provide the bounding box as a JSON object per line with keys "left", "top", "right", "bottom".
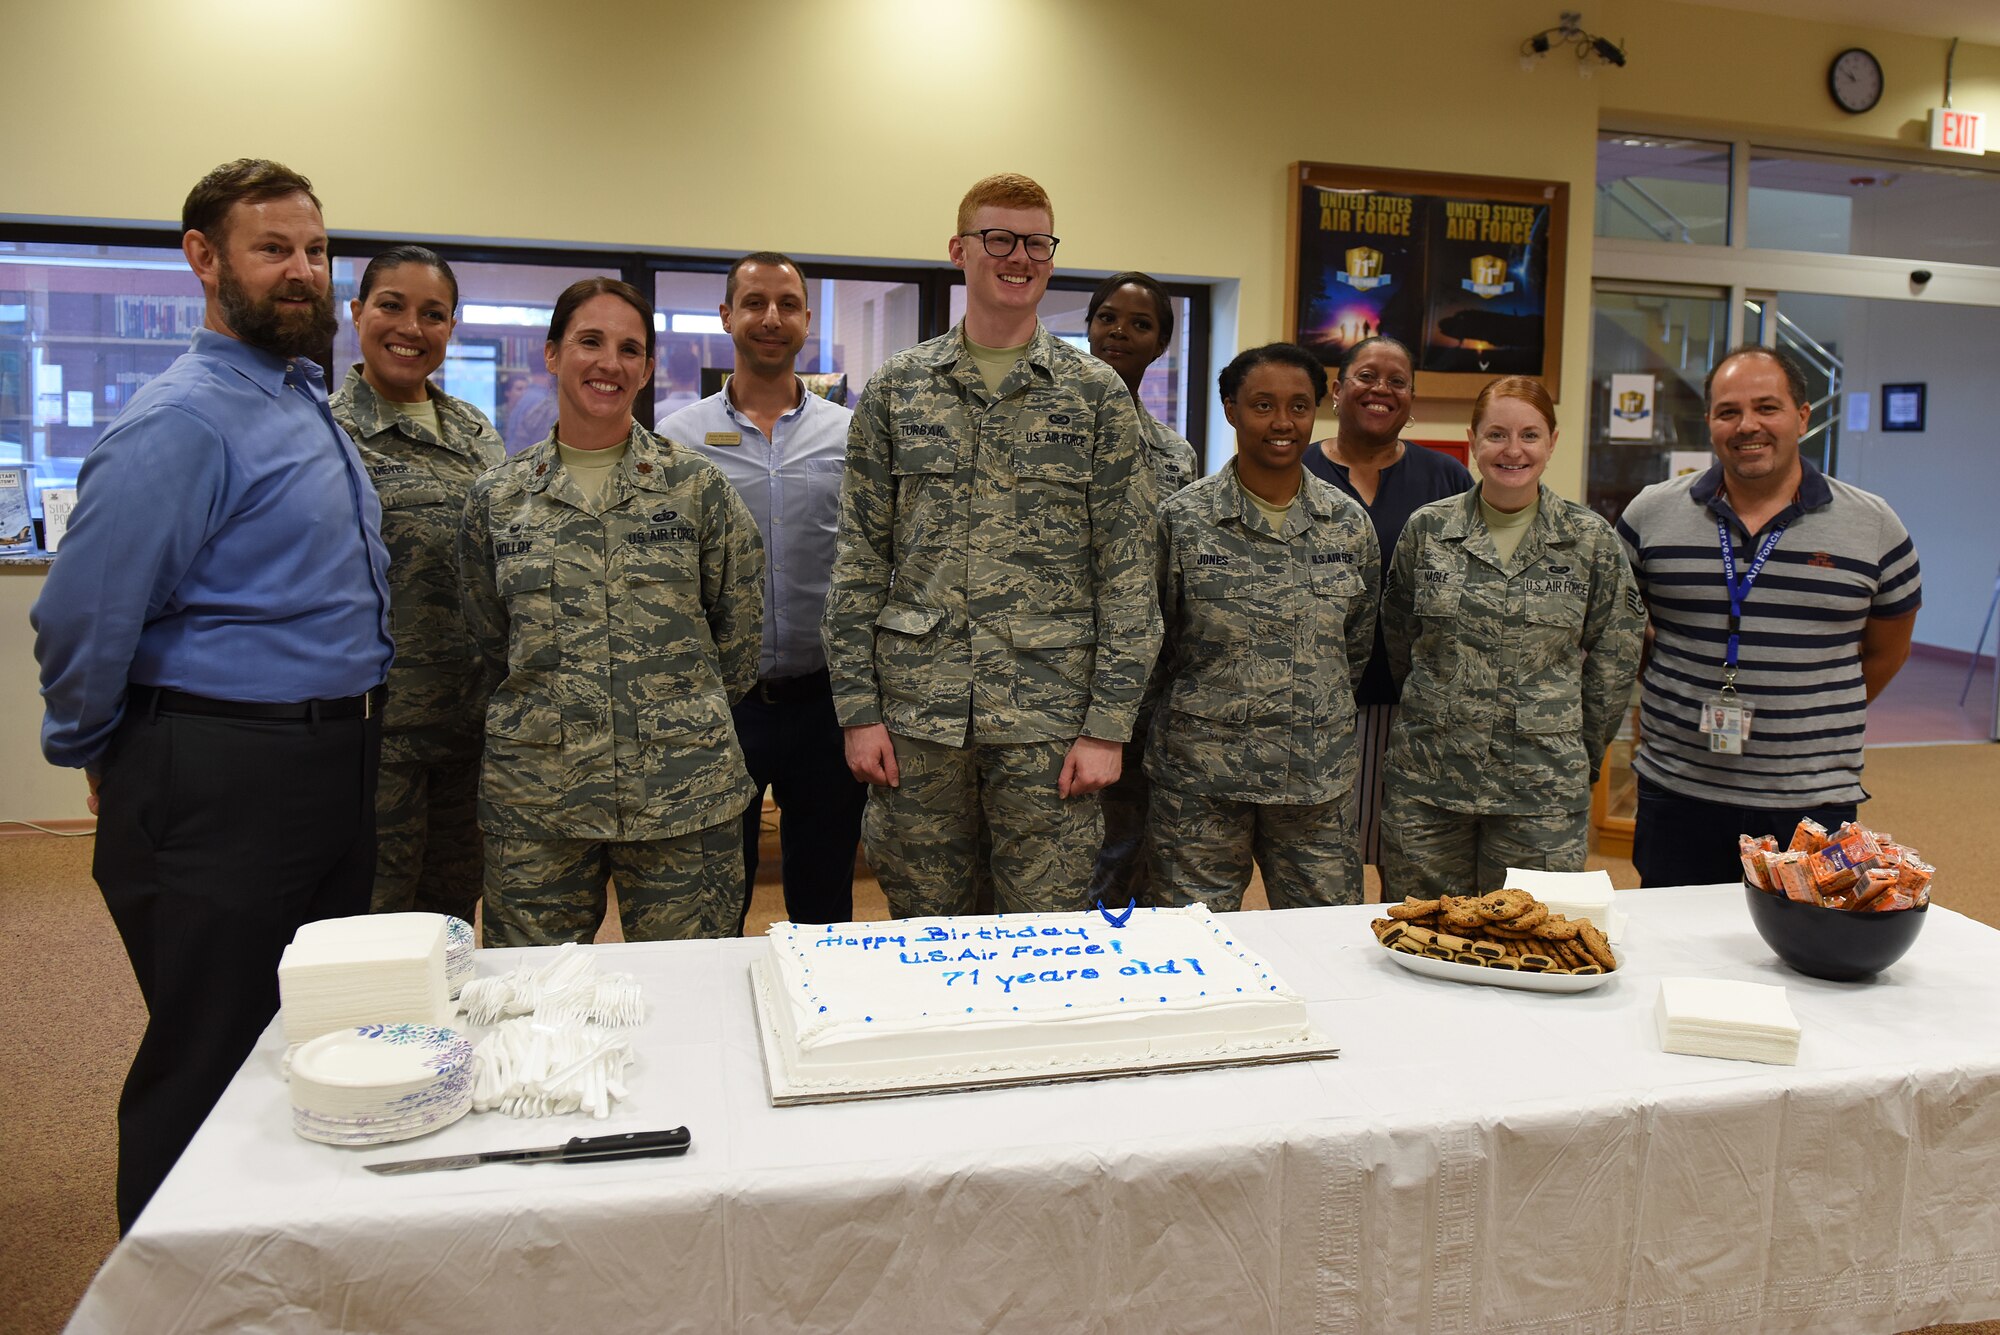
{"left": 956, "top": 173, "right": 1053, "bottom": 233}
{"left": 1471, "top": 376, "right": 1556, "bottom": 433}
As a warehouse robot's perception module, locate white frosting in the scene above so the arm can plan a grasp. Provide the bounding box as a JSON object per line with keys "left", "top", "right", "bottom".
{"left": 762, "top": 905, "right": 1315, "bottom": 1091}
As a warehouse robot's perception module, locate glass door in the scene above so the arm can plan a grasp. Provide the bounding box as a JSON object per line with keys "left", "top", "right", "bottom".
{"left": 1584, "top": 281, "right": 1729, "bottom": 524}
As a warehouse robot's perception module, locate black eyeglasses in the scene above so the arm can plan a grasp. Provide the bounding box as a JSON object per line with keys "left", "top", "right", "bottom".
{"left": 960, "top": 229, "right": 1060, "bottom": 262}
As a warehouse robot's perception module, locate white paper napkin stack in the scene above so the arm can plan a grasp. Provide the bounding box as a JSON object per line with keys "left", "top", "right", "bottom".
{"left": 1503, "top": 867, "right": 1626, "bottom": 941}
{"left": 279, "top": 913, "right": 453, "bottom": 1044}
{"left": 1655, "top": 977, "right": 1801, "bottom": 1065}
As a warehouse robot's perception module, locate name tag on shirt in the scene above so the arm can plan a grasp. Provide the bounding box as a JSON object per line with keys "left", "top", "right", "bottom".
{"left": 706, "top": 432, "right": 743, "bottom": 447}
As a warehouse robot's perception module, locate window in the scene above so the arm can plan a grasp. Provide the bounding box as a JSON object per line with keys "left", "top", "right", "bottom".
{"left": 0, "top": 240, "right": 201, "bottom": 517}
{"left": 1584, "top": 284, "right": 1730, "bottom": 521}
{"left": 1, "top": 225, "right": 1213, "bottom": 538}
{"left": 1594, "top": 133, "right": 1730, "bottom": 246}
{"left": 1748, "top": 151, "right": 2000, "bottom": 265}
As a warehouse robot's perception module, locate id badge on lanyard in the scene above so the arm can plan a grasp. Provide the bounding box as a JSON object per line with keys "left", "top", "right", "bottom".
{"left": 1702, "top": 516, "right": 1784, "bottom": 754}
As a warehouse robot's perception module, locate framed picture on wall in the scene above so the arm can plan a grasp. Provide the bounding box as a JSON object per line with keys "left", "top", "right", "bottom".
{"left": 1881, "top": 382, "right": 1926, "bottom": 432}
{"left": 1287, "top": 162, "right": 1569, "bottom": 400}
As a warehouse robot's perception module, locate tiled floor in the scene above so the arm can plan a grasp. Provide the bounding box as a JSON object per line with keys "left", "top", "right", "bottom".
{"left": 1867, "top": 644, "right": 1998, "bottom": 746}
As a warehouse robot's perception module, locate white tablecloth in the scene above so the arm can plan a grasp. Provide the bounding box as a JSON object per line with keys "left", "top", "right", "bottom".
{"left": 66, "top": 886, "right": 2000, "bottom": 1334}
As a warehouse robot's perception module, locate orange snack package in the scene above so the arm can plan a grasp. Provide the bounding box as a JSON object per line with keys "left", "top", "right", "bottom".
{"left": 1739, "top": 834, "right": 1772, "bottom": 891}
{"left": 1770, "top": 853, "right": 1819, "bottom": 904}
{"left": 1789, "top": 819, "right": 1830, "bottom": 854}
{"left": 1806, "top": 845, "right": 1862, "bottom": 894}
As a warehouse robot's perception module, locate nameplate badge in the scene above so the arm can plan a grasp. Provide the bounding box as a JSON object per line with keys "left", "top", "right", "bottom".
{"left": 705, "top": 432, "right": 743, "bottom": 447}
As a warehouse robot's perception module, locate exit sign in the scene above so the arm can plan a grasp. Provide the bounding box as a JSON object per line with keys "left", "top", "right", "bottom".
{"left": 1929, "top": 108, "right": 1988, "bottom": 155}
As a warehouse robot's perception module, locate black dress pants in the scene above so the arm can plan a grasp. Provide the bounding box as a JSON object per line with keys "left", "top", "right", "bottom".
{"left": 731, "top": 669, "right": 869, "bottom": 930}
{"left": 1632, "top": 775, "right": 1858, "bottom": 889}
{"left": 92, "top": 697, "right": 380, "bottom": 1231}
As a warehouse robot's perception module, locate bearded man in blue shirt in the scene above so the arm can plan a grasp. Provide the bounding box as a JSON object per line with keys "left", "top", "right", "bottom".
{"left": 33, "top": 159, "right": 393, "bottom": 1231}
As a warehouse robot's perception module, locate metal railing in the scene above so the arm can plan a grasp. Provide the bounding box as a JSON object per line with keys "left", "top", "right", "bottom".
{"left": 1597, "top": 179, "right": 1695, "bottom": 244}
{"left": 1744, "top": 299, "right": 1844, "bottom": 466}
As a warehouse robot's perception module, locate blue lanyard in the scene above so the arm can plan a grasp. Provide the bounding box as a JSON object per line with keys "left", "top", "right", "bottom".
{"left": 1718, "top": 517, "right": 1786, "bottom": 676}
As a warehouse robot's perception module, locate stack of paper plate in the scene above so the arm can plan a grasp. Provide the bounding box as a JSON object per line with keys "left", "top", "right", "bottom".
{"left": 289, "top": 1023, "right": 475, "bottom": 1145}
{"left": 444, "top": 917, "right": 475, "bottom": 997}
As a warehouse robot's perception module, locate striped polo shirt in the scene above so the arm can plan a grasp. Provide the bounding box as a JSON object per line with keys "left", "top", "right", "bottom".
{"left": 1615, "top": 461, "right": 1921, "bottom": 807}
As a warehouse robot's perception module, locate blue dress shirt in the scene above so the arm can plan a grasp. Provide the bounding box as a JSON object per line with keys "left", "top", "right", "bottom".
{"left": 662, "top": 378, "right": 852, "bottom": 680}
{"left": 33, "top": 328, "right": 394, "bottom": 769}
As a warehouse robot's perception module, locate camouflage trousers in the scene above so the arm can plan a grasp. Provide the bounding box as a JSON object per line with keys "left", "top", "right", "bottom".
{"left": 372, "top": 754, "right": 482, "bottom": 919}
{"left": 1145, "top": 784, "right": 1364, "bottom": 912}
{"left": 1378, "top": 789, "right": 1589, "bottom": 902}
{"left": 481, "top": 819, "right": 745, "bottom": 947}
{"left": 1087, "top": 730, "right": 1154, "bottom": 909}
{"left": 863, "top": 732, "right": 1102, "bottom": 918}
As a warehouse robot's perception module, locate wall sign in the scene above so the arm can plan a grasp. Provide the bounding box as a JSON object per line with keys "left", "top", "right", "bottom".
{"left": 1881, "top": 382, "right": 1927, "bottom": 433}
{"left": 1928, "top": 108, "right": 1988, "bottom": 156}
{"left": 1288, "top": 162, "right": 1570, "bottom": 399}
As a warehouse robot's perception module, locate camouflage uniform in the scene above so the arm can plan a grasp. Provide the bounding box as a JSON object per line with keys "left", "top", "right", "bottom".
{"left": 460, "top": 423, "right": 764, "bottom": 945}
{"left": 821, "top": 322, "right": 1161, "bottom": 917}
{"left": 1090, "top": 404, "right": 1198, "bottom": 908}
{"left": 330, "top": 368, "right": 503, "bottom": 920}
{"left": 1145, "top": 464, "right": 1379, "bottom": 910}
{"left": 1380, "top": 484, "right": 1644, "bottom": 898}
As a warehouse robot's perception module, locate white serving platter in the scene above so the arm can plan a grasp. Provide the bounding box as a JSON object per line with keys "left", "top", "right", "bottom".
{"left": 1379, "top": 944, "right": 1626, "bottom": 994}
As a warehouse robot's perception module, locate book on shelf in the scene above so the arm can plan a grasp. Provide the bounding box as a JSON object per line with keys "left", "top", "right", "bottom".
{"left": 111, "top": 296, "right": 207, "bottom": 341}
{"left": 0, "top": 469, "right": 35, "bottom": 550}
{"left": 39, "top": 487, "right": 77, "bottom": 553}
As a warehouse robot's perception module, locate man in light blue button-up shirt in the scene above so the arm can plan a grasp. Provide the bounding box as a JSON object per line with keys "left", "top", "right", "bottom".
{"left": 32, "top": 160, "right": 392, "bottom": 1231}
{"left": 661, "top": 253, "right": 867, "bottom": 927}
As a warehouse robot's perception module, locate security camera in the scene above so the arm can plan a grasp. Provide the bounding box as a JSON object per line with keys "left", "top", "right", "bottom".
{"left": 1911, "top": 269, "right": 1933, "bottom": 285}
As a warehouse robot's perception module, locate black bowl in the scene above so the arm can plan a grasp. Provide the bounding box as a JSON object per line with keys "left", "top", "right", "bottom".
{"left": 1742, "top": 882, "right": 1927, "bottom": 981}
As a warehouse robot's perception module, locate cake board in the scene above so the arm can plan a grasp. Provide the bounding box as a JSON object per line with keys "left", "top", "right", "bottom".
{"left": 748, "top": 959, "right": 1340, "bottom": 1107}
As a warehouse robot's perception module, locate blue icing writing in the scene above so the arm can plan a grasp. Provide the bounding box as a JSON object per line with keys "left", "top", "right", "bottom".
{"left": 899, "top": 947, "right": 1000, "bottom": 964}
{"left": 812, "top": 933, "right": 907, "bottom": 950}
{"left": 1116, "top": 958, "right": 1207, "bottom": 977}
{"left": 941, "top": 969, "right": 981, "bottom": 987}
{"left": 1009, "top": 942, "right": 1104, "bottom": 959}
{"left": 917, "top": 924, "right": 1092, "bottom": 943}
{"left": 995, "top": 967, "right": 1101, "bottom": 994}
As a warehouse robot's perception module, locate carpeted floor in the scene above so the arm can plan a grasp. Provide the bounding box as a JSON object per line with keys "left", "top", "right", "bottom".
{"left": 3, "top": 741, "right": 1996, "bottom": 1334}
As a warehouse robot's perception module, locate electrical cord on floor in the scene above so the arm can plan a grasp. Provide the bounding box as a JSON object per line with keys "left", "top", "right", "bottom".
{"left": 0, "top": 819, "right": 95, "bottom": 837}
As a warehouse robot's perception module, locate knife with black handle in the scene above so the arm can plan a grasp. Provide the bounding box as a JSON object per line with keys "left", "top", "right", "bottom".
{"left": 363, "top": 1127, "right": 691, "bottom": 1176}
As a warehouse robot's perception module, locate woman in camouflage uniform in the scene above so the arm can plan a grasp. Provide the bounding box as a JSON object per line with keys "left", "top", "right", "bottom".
{"left": 1146, "top": 343, "right": 1378, "bottom": 910}
{"left": 1084, "top": 271, "right": 1199, "bottom": 910}
{"left": 460, "top": 280, "right": 764, "bottom": 945}
{"left": 331, "top": 246, "right": 504, "bottom": 919}
{"left": 1379, "top": 376, "right": 1644, "bottom": 899}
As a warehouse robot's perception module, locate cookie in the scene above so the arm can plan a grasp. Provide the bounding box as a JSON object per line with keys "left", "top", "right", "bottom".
{"left": 1441, "top": 901, "right": 1487, "bottom": 933}
{"left": 1388, "top": 898, "right": 1442, "bottom": 921}
{"left": 1575, "top": 920, "right": 1617, "bottom": 971}
{"left": 1530, "top": 915, "right": 1580, "bottom": 941}
{"left": 1476, "top": 889, "right": 1535, "bottom": 922}
{"left": 1507, "top": 902, "right": 1550, "bottom": 931}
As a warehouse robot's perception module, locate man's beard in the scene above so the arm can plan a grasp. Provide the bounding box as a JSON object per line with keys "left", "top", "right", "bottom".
{"left": 216, "top": 258, "right": 335, "bottom": 360}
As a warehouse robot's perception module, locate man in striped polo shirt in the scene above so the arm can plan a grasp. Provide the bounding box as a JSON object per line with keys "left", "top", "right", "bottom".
{"left": 1616, "top": 344, "right": 1921, "bottom": 887}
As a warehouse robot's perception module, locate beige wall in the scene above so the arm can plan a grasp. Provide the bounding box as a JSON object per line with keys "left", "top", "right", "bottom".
{"left": 2, "top": 0, "right": 1993, "bottom": 818}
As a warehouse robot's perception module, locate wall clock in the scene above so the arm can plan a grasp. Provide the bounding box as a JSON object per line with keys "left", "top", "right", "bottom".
{"left": 1829, "top": 47, "right": 1883, "bottom": 113}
